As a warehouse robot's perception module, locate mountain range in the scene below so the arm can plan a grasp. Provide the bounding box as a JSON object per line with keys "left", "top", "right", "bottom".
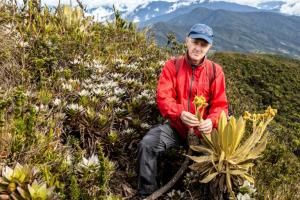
{"left": 83, "top": 0, "right": 300, "bottom": 58}
{"left": 84, "top": 0, "right": 299, "bottom": 23}
{"left": 150, "top": 7, "right": 300, "bottom": 58}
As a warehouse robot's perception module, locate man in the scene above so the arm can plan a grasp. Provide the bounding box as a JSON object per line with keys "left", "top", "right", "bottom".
{"left": 137, "top": 23, "right": 228, "bottom": 197}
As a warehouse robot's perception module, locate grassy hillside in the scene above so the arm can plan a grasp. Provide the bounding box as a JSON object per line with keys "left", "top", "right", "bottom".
{"left": 0, "top": 1, "right": 299, "bottom": 199}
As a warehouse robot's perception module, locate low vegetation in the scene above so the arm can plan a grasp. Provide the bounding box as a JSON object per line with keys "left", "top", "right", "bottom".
{"left": 0, "top": 1, "right": 299, "bottom": 199}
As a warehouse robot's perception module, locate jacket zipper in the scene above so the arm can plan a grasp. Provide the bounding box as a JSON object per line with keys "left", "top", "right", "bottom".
{"left": 188, "top": 68, "right": 195, "bottom": 112}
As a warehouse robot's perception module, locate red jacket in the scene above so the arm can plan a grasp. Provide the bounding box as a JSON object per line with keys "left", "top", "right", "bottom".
{"left": 156, "top": 54, "right": 228, "bottom": 139}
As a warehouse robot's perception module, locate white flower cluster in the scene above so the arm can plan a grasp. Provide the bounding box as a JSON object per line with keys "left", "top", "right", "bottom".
{"left": 67, "top": 103, "right": 85, "bottom": 112}
{"left": 122, "top": 78, "right": 142, "bottom": 87}
{"left": 58, "top": 57, "right": 156, "bottom": 112}
{"left": 114, "top": 87, "right": 125, "bottom": 96}
{"left": 84, "top": 78, "right": 92, "bottom": 84}
{"left": 111, "top": 73, "right": 123, "bottom": 80}
{"left": 62, "top": 83, "right": 72, "bottom": 91}
{"left": 93, "top": 61, "right": 106, "bottom": 69}
{"left": 90, "top": 74, "right": 99, "bottom": 80}
{"left": 115, "top": 58, "right": 124, "bottom": 64}
{"left": 140, "top": 123, "right": 151, "bottom": 129}
{"left": 159, "top": 60, "right": 165, "bottom": 66}
{"left": 80, "top": 76, "right": 119, "bottom": 98}
{"left": 237, "top": 193, "right": 251, "bottom": 200}
{"left": 107, "top": 96, "right": 119, "bottom": 104}
{"left": 114, "top": 107, "right": 126, "bottom": 114}
{"left": 77, "top": 154, "right": 100, "bottom": 170}
{"left": 105, "top": 80, "right": 118, "bottom": 88}
{"left": 137, "top": 89, "right": 152, "bottom": 100}
{"left": 148, "top": 99, "right": 155, "bottom": 105}
{"left": 136, "top": 89, "right": 156, "bottom": 105}
{"left": 63, "top": 152, "right": 72, "bottom": 166}
{"left": 146, "top": 67, "right": 156, "bottom": 74}
{"left": 68, "top": 79, "right": 80, "bottom": 84}
{"left": 54, "top": 112, "right": 66, "bottom": 120}
{"left": 82, "top": 80, "right": 93, "bottom": 89}
{"left": 122, "top": 128, "right": 135, "bottom": 134}
{"left": 241, "top": 180, "right": 256, "bottom": 193}
{"left": 92, "top": 88, "right": 106, "bottom": 96}
{"left": 53, "top": 98, "right": 62, "bottom": 106}
{"left": 78, "top": 89, "right": 90, "bottom": 97}
{"left": 124, "top": 63, "right": 138, "bottom": 70}
{"left": 19, "top": 41, "right": 29, "bottom": 48}
{"left": 70, "top": 58, "right": 81, "bottom": 65}
{"left": 33, "top": 104, "right": 49, "bottom": 112}
{"left": 237, "top": 180, "right": 257, "bottom": 200}
{"left": 24, "top": 90, "right": 34, "bottom": 97}
{"left": 84, "top": 60, "right": 107, "bottom": 74}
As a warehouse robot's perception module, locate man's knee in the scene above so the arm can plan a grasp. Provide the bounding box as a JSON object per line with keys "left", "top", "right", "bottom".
{"left": 139, "top": 133, "right": 158, "bottom": 150}
{"left": 138, "top": 126, "right": 162, "bottom": 150}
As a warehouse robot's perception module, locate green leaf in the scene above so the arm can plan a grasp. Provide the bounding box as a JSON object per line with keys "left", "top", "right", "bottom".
{"left": 190, "top": 145, "right": 214, "bottom": 155}
{"left": 189, "top": 162, "right": 212, "bottom": 174}
{"left": 17, "top": 186, "right": 30, "bottom": 199}
{"left": 218, "top": 111, "right": 227, "bottom": 136}
{"left": 211, "top": 129, "right": 221, "bottom": 154}
{"left": 232, "top": 116, "right": 245, "bottom": 151}
{"left": 222, "top": 122, "right": 230, "bottom": 155}
{"left": 229, "top": 170, "right": 247, "bottom": 175}
{"left": 241, "top": 173, "right": 255, "bottom": 184}
{"left": 227, "top": 117, "right": 236, "bottom": 155}
{"left": 200, "top": 172, "right": 219, "bottom": 183}
{"left": 186, "top": 155, "right": 213, "bottom": 164}
{"left": 226, "top": 171, "right": 233, "bottom": 195}
{"left": 218, "top": 111, "right": 227, "bottom": 150}
{"left": 218, "top": 151, "right": 225, "bottom": 172}
{"left": 245, "top": 132, "right": 268, "bottom": 160}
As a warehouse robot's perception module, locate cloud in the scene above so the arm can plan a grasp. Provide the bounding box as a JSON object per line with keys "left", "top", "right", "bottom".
{"left": 41, "top": 0, "right": 149, "bottom": 10}
{"left": 210, "top": 0, "right": 267, "bottom": 7}
{"left": 280, "top": 0, "right": 300, "bottom": 16}
{"left": 39, "top": 0, "right": 300, "bottom": 16}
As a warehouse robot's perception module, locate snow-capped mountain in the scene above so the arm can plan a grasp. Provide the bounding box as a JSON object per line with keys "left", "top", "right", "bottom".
{"left": 257, "top": 1, "right": 285, "bottom": 11}
{"left": 41, "top": 0, "right": 300, "bottom": 58}
{"left": 79, "top": 0, "right": 300, "bottom": 23}
{"left": 125, "top": 0, "right": 260, "bottom": 25}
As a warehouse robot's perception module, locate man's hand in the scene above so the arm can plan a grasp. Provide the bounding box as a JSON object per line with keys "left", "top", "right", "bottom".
{"left": 198, "top": 118, "right": 213, "bottom": 134}
{"left": 180, "top": 111, "right": 200, "bottom": 127}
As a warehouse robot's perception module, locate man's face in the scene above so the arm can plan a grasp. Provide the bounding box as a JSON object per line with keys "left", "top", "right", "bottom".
{"left": 186, "top": 37, "right": 212, "bottom": 63}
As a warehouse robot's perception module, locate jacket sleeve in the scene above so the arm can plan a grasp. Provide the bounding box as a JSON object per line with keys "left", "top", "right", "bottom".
{"left": 156, "top": 61, "right": 184, "bottom": 121}
{"left": 206, "top": 67, "right": 228, "bottom": 127}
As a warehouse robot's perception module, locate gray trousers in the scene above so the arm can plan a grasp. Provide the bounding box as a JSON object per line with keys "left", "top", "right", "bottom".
{"left": 137, "top": 123, "right": 183, "bottom": 195}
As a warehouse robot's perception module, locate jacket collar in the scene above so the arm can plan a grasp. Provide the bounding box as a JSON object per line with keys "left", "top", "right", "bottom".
{"left": 185, "top": 51, "right": 207, "bottom": 69}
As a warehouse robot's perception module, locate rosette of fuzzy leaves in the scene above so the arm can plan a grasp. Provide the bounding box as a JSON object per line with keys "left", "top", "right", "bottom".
{"left": 0, "top": 163, "right": 54, "bottom": 200}
{"left": 188, "top": 106, "right": 277, "bottom": 198}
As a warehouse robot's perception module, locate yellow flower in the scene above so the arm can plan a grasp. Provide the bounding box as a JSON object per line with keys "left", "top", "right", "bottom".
{"left": 252, "top": 114, "right": 258, "bottom": 121}
{"left": 242, "top": 111, "right": 251, "bottom": 120}
{"left": 193, "top": 96, "right": 208, "bottom": 109}
{"left": 193, "top": 95, "right": 208, "bottom": 121}
{"left": 257, "top": 114, "right": 264, "bottom": 120}
{"left": 265, "top": 106, "right": 277, "bottom": 118}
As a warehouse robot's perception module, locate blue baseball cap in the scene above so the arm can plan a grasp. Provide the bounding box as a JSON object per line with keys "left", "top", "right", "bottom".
{"left": 188, "top": 24, "right": 214, "bottom": 44}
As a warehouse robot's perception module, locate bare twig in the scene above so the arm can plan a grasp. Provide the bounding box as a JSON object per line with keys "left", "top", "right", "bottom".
{"left": 75, "top": 0, "right": 86, "bottom": 12}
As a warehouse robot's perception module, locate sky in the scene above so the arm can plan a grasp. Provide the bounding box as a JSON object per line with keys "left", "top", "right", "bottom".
{"left": 39, "top": 0, "right": 300, "bottom": 16}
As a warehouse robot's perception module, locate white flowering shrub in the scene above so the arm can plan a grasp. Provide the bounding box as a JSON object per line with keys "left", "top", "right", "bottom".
{"left": 0, "top": 1, "right": 167, "bottom": 199}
